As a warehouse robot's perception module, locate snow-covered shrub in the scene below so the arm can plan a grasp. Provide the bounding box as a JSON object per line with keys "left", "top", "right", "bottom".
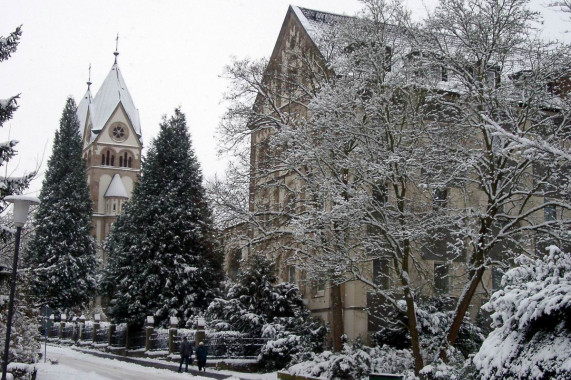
{"left": 473, "top": 246, "right": 571, "bottom": 379}
{"left": 0, "top": 270, "right": 41, "bottom": 364}
{"left": 207, "top": 254, "right": 326, "bottom": 370}
{"left": 287, "top": 343, "right": 416, "bottom": 380}
{"left": 372, "top": 297, "right": 484, "bottom": 360}
{"left": 258, "top": 316, "right": 327, "bottom": 371}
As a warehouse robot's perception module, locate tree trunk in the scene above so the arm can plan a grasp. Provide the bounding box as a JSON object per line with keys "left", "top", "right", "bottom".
{"left": 439, "top": 263, "right": 486, "bottom": 361}
{"left": 330, "top": 283, "right": 344, "bottom": 352}
{"left": 404, "top": 286, "right": 424, "bottom": 375}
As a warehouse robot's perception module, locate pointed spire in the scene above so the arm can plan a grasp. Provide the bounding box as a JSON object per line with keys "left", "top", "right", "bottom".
{"left": 114, "top": 33, "right": 119, "bottom": 64}
{"left": 87, "top": 63, "right": 92, "bottom": 89}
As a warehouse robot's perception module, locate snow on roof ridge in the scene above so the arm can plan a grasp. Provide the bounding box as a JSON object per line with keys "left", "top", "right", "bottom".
{"left": 104, "top": 173, "right": 129, "bottom": 198}
{"left": 90, "top": 63, "right": 142, "bottom": 138}
{"left": 76, "top": 87, "right": 92, "bottom": 134}
{"left": 295, "top": 5, "right": 353, "bottom": 22}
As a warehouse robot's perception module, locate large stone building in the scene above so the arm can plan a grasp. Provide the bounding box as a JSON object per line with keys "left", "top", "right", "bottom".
{"left": 76, "top": 50, "right": 142, "bottom": 262}
{"left": 223, "top": 4, "right": 568, "bottom": 346}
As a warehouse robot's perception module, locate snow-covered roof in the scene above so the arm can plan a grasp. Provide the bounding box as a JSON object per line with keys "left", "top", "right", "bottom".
{"left": 290, "top": 5, "right": 351, "bottom": 57}
{"left": 77, "top": 61, "right": 142, "bottom": 143}
{"left": 104, "top": 174, "right": 129, "bottom": 198}
{"left": 92, "top": 63, "right": 142, "bottom": 136}
{"left": 76, "top": 87, "right": 92, "bottom": 135}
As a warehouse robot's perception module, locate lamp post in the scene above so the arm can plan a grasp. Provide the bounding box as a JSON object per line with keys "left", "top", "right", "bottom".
{"left": 2, "top": 195, "right": 39, "bottom": 380}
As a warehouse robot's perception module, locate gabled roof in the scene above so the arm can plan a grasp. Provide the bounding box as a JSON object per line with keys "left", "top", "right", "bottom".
{"left": 77, "top": 86, "right": 93, "bottom": 137}
{"left": 104, "top": 174, "right": 129, "bottom": 198}
{"left": 289, "top": 5, "right": 351, "bottom": 58}
{"left": 77, "top": 60, "right": 142, "bottom": 144}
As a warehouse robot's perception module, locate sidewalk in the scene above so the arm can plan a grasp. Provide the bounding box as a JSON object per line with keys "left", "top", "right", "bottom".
{"left": 69, "top": 346, "right": 273, "bottom": 380}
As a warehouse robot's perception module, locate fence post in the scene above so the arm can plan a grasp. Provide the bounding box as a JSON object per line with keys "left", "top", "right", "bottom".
{"left": 145, "top": 316, "right": 154, "bottom": 351}
{"left": 79, "top": 315, "right": 86, "bottom": 341}
{"left": 168, "top": 317, "right": 178, "bottom": 354}
{"left": 195, "top": 317, "right": 205, "bottom": 346}
{"left": 72, "top": 317, "right": 79, "bottom": 342}
{"left": 93, "top": 314, "right": 101, "bottom": 343}
{"left": 109, "top": 323, "right": 116, "bottom": 346}
{"left": 126, "top": 323, "right": 133, "bottom": 350}
{"left": 59, "top": 314, "right": 67, "bottom": 340}
{"left": 47, "top": 314, "right": 54, "bottom": 338}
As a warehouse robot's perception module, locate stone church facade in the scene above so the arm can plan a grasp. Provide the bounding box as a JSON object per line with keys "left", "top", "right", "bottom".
{"left": 76, "top": 51, "right": 142, "bottom": 262}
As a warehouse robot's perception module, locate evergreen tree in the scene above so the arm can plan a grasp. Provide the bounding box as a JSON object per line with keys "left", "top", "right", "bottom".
{"left": 0, "top": 26, "right": 39, "bottom": 364}
{"left": 101, "top": 108, "right": 223, "bottom": 328}
{"left": 25, "top": 97, "right": 97, "bottom": 314}
{"left": 0, "top": 26, "right": 34, "bottom": 238}
{"left": 207, "top": 254, "right": 326, "bottom": 370}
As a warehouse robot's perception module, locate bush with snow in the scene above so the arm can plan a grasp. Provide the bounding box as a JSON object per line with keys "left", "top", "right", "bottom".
{"left": 373, "top": 297, "right": 484, "bottom": 360}
{"left": 287, "top": 342, "right": 417, "bottom": 380}
{"left": 207, "top": 254, "right": 326, "bottom": 370}
{"left": 473, "top": 246, "right": 571, "bottom": 379}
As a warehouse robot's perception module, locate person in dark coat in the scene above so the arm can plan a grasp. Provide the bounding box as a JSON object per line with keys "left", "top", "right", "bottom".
{"left": 196, "top": 341, "right": 208, "bottom": 371}
{"left": 178, "top": 337, "right": 193, "bottom": 373}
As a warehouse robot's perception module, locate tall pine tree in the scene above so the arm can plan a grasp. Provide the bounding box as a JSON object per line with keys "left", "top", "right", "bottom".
{"left": 101, "top": 108, "right": 223, "bottom": 328}
{"left": 0, "top": 26, "right": 34, "bottom": 237}
{"left": 0, "top": 25, "right": 39, "bottom": 365}
{"left": 25, "top": 97, "right": 97, "bottom": 314}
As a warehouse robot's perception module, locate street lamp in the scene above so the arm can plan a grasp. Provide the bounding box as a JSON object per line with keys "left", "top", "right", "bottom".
{"left": 2, "top": 195, "right": 39, "bottom": 380}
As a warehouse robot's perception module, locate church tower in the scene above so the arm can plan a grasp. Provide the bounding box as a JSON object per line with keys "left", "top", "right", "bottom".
{"left": 76, "top": 48, "right": 142, "bottom": 262}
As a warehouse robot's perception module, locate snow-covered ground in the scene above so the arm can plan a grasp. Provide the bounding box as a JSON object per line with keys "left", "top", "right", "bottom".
{"left": 35, "top": 345, "right": 277, "bottom": 380}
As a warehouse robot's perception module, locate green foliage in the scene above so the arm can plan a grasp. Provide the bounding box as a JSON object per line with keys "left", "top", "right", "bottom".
{"left": 25, "top": 97, "right": 97, "bottom": 314}
{"left": 207, "top": 254, "right": 326, "bottom": 370}
{"left": 373, "top": 297, "right": 484, "bottom": 359}
{"left": 0, "top": 26, "right": 39, "bottom": 364}
{"left": 0, "top": 25, "right": 33, "bottom": 240}
{"left": 101, "top": 108, "right": 223, "bottom": 328}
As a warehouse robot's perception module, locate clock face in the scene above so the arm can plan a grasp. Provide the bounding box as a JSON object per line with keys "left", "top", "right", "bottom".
{"left": 111, "top": 124, "right": 128, "bottom": 142}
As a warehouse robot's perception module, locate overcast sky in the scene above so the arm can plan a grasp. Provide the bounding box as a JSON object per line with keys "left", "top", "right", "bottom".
{"left": 1, "top": 0, "right": 569, "bottom": 196}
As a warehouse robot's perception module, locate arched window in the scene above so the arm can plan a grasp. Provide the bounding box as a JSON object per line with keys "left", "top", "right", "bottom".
{"left": 102, "top": 150, "right": 115, "bottom": 166}
{"left": 128, "top": 157, "right": 132, "bottom": 168}
{"left": 119, "top": 157, "right": 123, "bottom": 167}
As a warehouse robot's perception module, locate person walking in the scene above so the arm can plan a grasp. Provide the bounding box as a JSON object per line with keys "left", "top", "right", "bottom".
{"left": 196, "top": 341, "right": 208, "bottom": 372}
{"left": 178, "top": 337, "right": 193, "bottom": 373}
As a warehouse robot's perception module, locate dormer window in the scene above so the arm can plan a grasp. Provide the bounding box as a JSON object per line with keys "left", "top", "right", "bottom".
{"left": 407, "top": 50, "right": 447, "bottom": 82}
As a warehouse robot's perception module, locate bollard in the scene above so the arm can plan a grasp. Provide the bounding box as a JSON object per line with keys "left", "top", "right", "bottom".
{"left": 168, "top": 317, "right": 179, "bottom": 354}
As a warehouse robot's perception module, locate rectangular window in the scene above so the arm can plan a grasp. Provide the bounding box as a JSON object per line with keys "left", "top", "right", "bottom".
{"left": 384, "top": 46, "right": 392, "bottom": 72}
{"left": 373, "top": 258, "right": 391, "bottom": 290}
{"left": 491, "top": 266, "right": 503, "bottom": 291}
{"left": 433, "top": 188, "right": 448, "bottom": 208}
{"left": 544, "top": 204, "right": 556, "bottom": 222}
{"left": 288, "top": 266, "right": 296, "bottom": 284}
{"left": 372, "top": 182, "right": 388, "bottom": 207}
{"left": 434, "top": 262, "right": 450, "bottom": 294}
{"left": 312, "top": 279, "right": 325, "bottom": 297}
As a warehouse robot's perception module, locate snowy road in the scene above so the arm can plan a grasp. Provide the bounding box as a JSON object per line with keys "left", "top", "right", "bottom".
{"left": 35, "top": 346, "right": 242, "bottom": 380}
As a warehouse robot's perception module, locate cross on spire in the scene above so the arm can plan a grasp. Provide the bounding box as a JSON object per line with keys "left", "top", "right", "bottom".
{"left": 114, "top": 33, "right": 119, "bottom": 64}
{"left": 87, "top": 63, "right": 92, "bottom": 89}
